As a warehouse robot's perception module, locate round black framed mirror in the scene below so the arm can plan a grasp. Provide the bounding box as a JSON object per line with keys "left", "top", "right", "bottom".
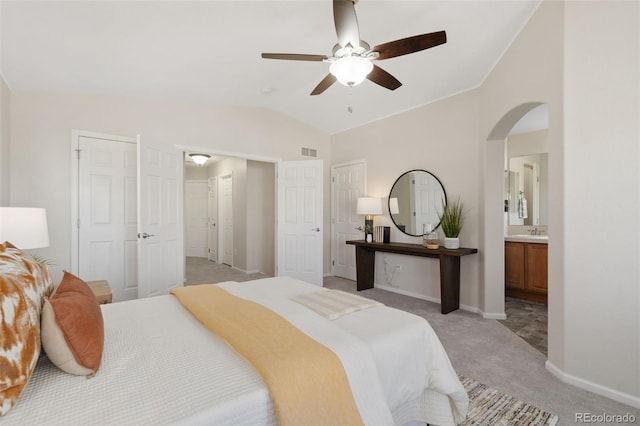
{"left": 388, "top": 169, "right": 447, "bottom": 237}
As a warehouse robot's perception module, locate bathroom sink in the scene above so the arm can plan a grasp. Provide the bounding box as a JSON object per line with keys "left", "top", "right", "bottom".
{"left": 505, "top": 234, "right": 548, "bottom": 243}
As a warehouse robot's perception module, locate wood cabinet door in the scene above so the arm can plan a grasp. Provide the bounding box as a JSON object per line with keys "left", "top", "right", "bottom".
{"left": 505, "top": 242, "right": 525, "bottom": 289}
{"left": 526, "top": 243, "right": 548, "bottom": 293}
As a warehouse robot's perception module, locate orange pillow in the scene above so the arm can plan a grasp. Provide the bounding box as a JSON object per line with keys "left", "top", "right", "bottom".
{"left": 0, "top": 242, "right": 54, "bottom": 416}
{"left": 41, "top": 272, "right": 104, "bottom": 376}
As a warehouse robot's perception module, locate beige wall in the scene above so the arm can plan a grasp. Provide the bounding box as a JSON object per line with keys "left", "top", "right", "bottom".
{"left": 332, "top": 89, "right": 482, "bottom": 308}
{"left": 246, "top": 160, "right": 275, "bottom": 276}
{"left": 184, "top": 164, "right": 209, "bottom": 180}
{"left": 331, "top": 0, "right": 640, "bottom": 408}
{"left": 479, "top": 0, "right": 564, "bottom": 323}
{"left": 10, "top": 92, "right": 331, "bottom": 280}
{"left": 507, "top": 129, "right": 548, "bottom": 157}
{"left": 0, "top": 75, "right": 9, "bottom": 205}
{"left": 560, "top": 0, "right": 639, "bottom": 404}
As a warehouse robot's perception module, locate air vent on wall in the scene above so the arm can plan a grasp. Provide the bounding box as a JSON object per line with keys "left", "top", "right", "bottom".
{"left": 301, "top": 147, "right": 318, "bottom": 158}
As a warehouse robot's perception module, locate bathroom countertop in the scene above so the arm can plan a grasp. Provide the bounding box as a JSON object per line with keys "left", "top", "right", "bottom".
{"left": 504, "top": 235, "right": 548, "bottom": 244}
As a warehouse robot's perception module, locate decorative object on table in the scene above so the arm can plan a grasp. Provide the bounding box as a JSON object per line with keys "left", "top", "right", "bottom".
{"left": 383, "top": 226, "right": 390, "bottom": 243}
{"left": 423, "top": 223, "right": 440, "bottom": 249}
{"left": 438, "top": 196, "right": 465, "bottom": 249}
{"left": 373, "top": 225, "right": 391, "bottom": 243}
{"left": 357, "top": 197, "right": 382, "bottom": 243}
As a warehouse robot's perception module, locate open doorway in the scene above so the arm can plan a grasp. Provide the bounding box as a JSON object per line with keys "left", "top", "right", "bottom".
{"left": 183, "top": 153, "right": 275, "bottom": 285}
{"left": 492, "top": 103, "right": 550, "bottom": 357}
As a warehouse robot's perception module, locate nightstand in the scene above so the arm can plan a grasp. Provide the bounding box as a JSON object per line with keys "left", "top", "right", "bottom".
{"left": 86, "top": 280, "right": 112, "bottom": 304}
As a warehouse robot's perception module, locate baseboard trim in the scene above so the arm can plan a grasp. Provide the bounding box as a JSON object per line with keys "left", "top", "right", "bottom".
{"left": 545, "top": 360, "right": 640, "bottom": 409}
{"left": 480, "top": 311, "right": 507, "bottom": 320}
{"left": 231, "top": 266, "right": 260, "bottom": 274}
{"left": 374, "top": 283, "right": 480, "bottom": 315}
{"left": 323, "top": 272, "right": 334, "bottom": 277}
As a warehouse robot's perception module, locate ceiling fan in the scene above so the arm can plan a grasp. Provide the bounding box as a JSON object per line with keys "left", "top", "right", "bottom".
{"left": 261, "top": 0, "right": 447, "bottom": 96}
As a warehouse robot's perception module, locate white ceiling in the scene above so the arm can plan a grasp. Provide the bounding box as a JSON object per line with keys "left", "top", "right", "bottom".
{"left": 1, "top": 0, "right": 541, "bottom": 135}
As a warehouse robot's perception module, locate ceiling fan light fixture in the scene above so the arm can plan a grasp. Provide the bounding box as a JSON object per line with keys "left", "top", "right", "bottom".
{"left": 189, "top": 153, "right": 211, "bottom": 166}
{"left": 329, "top": 56, "right": 373, "bottom": 87}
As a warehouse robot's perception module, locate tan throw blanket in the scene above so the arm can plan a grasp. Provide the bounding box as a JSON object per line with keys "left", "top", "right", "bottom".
{"left": 292, "top": 289, "right": 382, "bottom": 320}
{"left": 171, "top": 285, "right": 364, "bottom": 426}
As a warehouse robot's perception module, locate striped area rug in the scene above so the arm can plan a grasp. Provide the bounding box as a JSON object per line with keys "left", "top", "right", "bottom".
{"left": 460, "top": 376, "right": 559, "bottom": 426}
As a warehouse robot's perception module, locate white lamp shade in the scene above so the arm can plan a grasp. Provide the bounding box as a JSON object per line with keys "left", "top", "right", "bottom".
{"left": 0, "top": 207, "right": 50, "bottom": 249}
{"left": 389, "top": 198, "right": 400, "bottom": 215}
{"left": 356, "top": 197, "right": 382, "bottom": 215}
{"left": 329, "top": 56, "right": 374, "bottom": 87}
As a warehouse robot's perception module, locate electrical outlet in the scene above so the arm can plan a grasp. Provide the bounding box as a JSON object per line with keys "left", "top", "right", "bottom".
{"left": 395, "top": 264, "right": 402, "bottom": 273}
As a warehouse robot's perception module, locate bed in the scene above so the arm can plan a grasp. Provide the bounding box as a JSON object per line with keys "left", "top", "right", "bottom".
{"left": 1, "top": 248, "right": 467, "bottom": 425}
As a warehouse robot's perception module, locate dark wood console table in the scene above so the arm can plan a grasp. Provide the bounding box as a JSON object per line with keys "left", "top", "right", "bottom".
{"left": 346, "top": 240, "right": 478, "bottom": 314}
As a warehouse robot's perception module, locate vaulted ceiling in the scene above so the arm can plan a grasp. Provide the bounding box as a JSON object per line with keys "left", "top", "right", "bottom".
{"left": 1, "top": 1, "right": 541, "bottom": 134}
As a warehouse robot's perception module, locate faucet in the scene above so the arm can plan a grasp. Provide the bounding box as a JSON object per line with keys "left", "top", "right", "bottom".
{"left": 528, "top": 227, "right": 544, "bottom": 236}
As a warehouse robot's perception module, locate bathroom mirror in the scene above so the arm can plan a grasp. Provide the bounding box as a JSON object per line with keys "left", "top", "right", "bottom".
{"left": 388, "top": 169, "right": 447, "bottom": 237}
{"left": 507, "top": 153, "right": 548, "bottom": 226}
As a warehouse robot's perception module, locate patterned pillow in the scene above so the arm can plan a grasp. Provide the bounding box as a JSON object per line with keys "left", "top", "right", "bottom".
{"left": 0, "top": 242, "right": 54, "bottom": 416}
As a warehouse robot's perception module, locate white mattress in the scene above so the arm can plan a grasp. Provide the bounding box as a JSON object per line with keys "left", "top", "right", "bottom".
{"left": 4, "top": 276, "right": 466, "bottom": 425}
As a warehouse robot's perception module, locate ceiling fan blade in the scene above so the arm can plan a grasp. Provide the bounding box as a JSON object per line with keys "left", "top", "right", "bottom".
{"left": 261, "top": 53, "right": 327, "bottom": 62}
{"left": 373, "top": 31, "right": 447, "bottom": 60}
{"left": 367, "top": 65, "right": 402, "bottom": 91}
{"left": 333, "top": 0, "right": 360, "bottom": 49}
{"left": 310, "top": 74, "right": 337, "bottom": 96}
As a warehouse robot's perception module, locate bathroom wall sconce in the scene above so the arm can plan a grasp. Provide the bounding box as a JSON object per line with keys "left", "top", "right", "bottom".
{"left": 357, "top": 197, "right": 382, "bottom": 242}
{"left": 189, "top": 153, "right": 211, "bottom": 166}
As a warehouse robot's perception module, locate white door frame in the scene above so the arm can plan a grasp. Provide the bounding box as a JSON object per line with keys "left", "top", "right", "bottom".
{"left": 70, "top": 129, "right": 137, "bottom": 275}
{"left": 219, "top": 173, "right": 233, "bottom": 266}
{"left": 207, "top": 177, "right": 218, "bottom": 262}
{"left": 330, "top": 159, "right": 366, "bottom": 277}
{"left": 175, "top": 145, "right": 282, "bottom": 271}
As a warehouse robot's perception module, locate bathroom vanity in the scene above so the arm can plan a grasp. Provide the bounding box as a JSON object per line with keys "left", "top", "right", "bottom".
{"left": 504, "top": 236, "right": 548, "bottom": 303}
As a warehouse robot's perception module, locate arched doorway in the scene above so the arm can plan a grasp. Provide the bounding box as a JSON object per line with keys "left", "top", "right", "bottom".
{"left": 482, "top": 102, "right": 546, "bottom": 319}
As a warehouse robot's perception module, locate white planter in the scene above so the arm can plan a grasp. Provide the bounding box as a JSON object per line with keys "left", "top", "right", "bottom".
{"left": 444, "top": 237, "right": 460, "bottom": 249}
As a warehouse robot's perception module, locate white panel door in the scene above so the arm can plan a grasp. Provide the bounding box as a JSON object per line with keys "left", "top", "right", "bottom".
{"left": 331, "top": 161, "right": 365, "bottom": 280}
{"left": 414, "top": 171, "right": 443, "bottom": 234}
{"left": 220, "top": 175, "right": 233, "bottom": 266}
{"left": 184, "top": 180, "right": 209, "bottom": 258}
{"left": 207, "top": 177, "right": 218, "bottom": 262}
{"left": 277, "top": 160, "right": 323, "bottom": 286}
{"left": 78, "top": 136, "right": 137, "bottom": 302}
{"left": 137, "top": 138, "right": 183, "bottom": 298}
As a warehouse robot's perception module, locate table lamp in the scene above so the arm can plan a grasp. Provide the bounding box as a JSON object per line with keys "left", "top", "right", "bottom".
{"left": 0, "top": 207, "right": 50, "bottom": 249}
{"left": 356, "top": 197, "right": 382, "bottom": 242}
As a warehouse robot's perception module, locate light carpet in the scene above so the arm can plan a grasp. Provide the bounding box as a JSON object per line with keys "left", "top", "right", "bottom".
{"left": 460, "top": 375, "right": 558, "bottom": 426}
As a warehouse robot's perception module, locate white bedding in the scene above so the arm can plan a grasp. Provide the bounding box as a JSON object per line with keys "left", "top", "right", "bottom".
{"left": 3, "top": 276, "right": 467, "bottom": 425}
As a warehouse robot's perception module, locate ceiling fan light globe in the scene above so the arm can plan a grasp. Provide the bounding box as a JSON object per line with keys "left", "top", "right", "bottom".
{"left": 329, "top": 56, "right": 373, "bottom": 87}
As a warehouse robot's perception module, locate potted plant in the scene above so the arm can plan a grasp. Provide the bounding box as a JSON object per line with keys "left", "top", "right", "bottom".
{"left": 438, "top": 196, "right": 465, "bottom": 249}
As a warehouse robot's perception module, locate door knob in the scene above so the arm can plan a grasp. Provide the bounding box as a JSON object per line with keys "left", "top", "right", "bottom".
{"left": 312, "top": 227, "right": 320, "bottom": 232}
{"left": 137, "top": 232, "right": 155, "bottom": 239}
